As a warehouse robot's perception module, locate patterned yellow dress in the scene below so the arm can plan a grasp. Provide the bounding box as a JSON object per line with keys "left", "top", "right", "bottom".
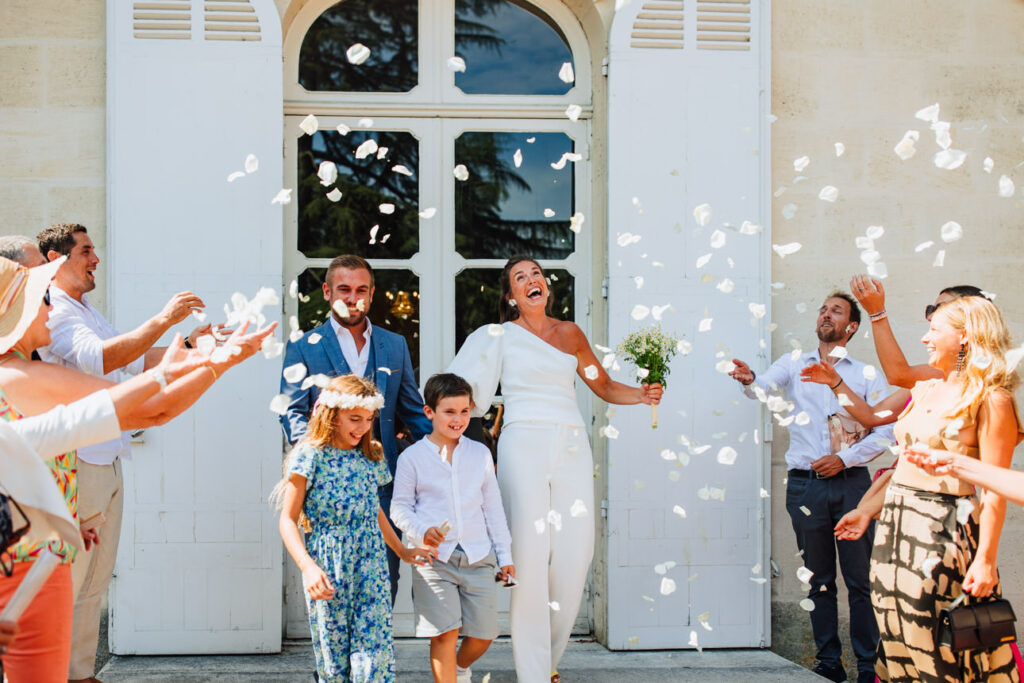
{"left": 871, "top": 380, "right": 1022, "bottom": 682}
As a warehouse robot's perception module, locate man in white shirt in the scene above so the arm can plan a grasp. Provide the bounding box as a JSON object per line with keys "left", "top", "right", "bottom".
{"left": 36, "top": 223, "right": 208, "bottom": 683}
{"left": 730, "top": 292, "right": 894, "bottom": 683}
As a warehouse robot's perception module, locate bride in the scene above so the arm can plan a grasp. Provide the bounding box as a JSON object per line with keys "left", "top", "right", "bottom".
{"left": 449, "top": 255, "right": 663, "bottom": 682}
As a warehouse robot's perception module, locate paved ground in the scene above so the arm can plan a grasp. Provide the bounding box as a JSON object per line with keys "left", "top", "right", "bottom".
{"left": 98, "top": 638, "right": 824, "bottom": 682}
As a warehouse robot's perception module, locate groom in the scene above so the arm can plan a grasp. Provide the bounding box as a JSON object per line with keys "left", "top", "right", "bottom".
{"left": 279, "top": 254, "right": 431, "bottom": 603}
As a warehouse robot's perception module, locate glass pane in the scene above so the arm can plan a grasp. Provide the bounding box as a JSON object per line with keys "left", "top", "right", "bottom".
{"left": 298, "top": 130, "right": 419, "bottom": 259}
{"left": 455, "top": 132, "right": 575, "bottom": 260}
{"left": 455, "top": 0, "right": 573, "bottom": 95}
{"left": 299, "top": 0, "right": 418, "bottom": 92}
{"left": 454, "top": 267, "right": 574, "bottom": 351}
{"left": 297, "top": 267, "right": 421, "bottom": 378}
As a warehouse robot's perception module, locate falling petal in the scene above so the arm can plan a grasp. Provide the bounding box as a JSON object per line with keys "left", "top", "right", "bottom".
{"left": 793, "top": 156, "right": 810, "bottom": 172}
{"left": 893, "top": 130, "right": 919, "bottom": 160}
{"left": 307, "top": 333, "right": 322, "bottom": 345}
{"left": 513, "top": 148, "right": 523, "bottom": 168}
{"left": 336, "top": 123, "right": 350, "bottom": 135}
{"left": 283, "top": 363, "right": 307, "bottom": 384}
{"left": 548, "top": 601, "right": 561, "bottom": 611}
{"left": 972, "top": 355, "right": 992, "bottom": 370}
{"left": 940, "top": 221, "right": 963, "bottom": 243}
{"left": 558, "top": 61, "right": 575, "bottom": 83}
{"left": 547, "top": 509, "right": 563, "bottom": 532}
{"left": 799, "top": 505, "right": 812, "bottom": 517}
{"left": 860, "top": 250, "right": 880, "bottom": 265}
{"left": 633, "top": 276, "right": 644, "bottom": 289}
{"left": 354, "top": 139, "right": 379, "bottom": 159}
{"left": 317, "top": 161, "right": 338, "bottom": 186}
{"left": 677, "top": 340, "right": 693, "bottom": 355}
{"left": 748, "top": 303, "right": 767, "bottom": 318}
{"left": 698, "top": 318, "right": 712, "bottom": 332}
{"left": 269, "top": 394, "right": 290, "bottom": 415}
{"left": 660, "top": 577, "right": 677, "bottom": 595}
{"left": 956, "top": 497, "right": 975, "bottom": 525}
{"left": 834, "top": 142, "right": 845, "bottom": 157}
{"left": 984, "top": 157, "right": 994, "bottom": 173}
{"left": 866, "top": 225, "right": 885, "bottom": 240}
{"left": 565, "top": 104, "right": 582, "bottom": 121}
{"left": 326, "top": 188, "right": 343, "bottom": 202}
{"left": 781, "top": 204, "right": 797, "bottom": 219}
{"left": 717, "top": 447, "right": 738, "bottom": 465}
{"left": 271, "top": 189, "right": 292, "bottom": 205}
{"left": 716, "top": 278, "right": 734, "bottom": 294}
{"left": 672, "top": 505, "right": 686, "bottom": 518}
{"left": 796, "top": 566, "right": 813, "bottom": 583}
{"left": 696, "top": 253, "right": 712, "bottom": 268}
{"left": 346, "top": 43, "right": 371, "bottom": 65}
{"left": 855, "top": 236, "right": 874, "bottom": 250}
{"left": 772, "top": 242, "right": 802, "bottom": 258}
{"left": 332, "top": 299, "right": 350, "bottom": 318}
{"left": 818, "top": 185, "right": 838, "bottom": 202}
{"left": 934, "top": 149, "right": 967, "bottom": 170}
{"left": 933, "top": 249, "right": 946, "bottom": 267}
{"left": 534, "top": 519, "right": 545, "bottom": 534}
{"left": 794, "top": 411, "right": 811, "bottom": 426}
{"left": 368, "top": 225, "right": 379, "bottom": 245}
{"left": 652, "top": 304, "right": 671, "bottom": 320}
{"left": 710, "top": 230, "right": 726, "bottom": 249}
{"left": 601, "top": 425, "right": 620, "bottom": 439}
{"left": 241, "top": 155, "right": 258, "bottom": 176}
{"left": 931, "top": 120, "right": 952, "bottom": 150}
{"left": 447, "top": 56, "right": 466, "bottom": 72}
{"left": 391, "top": 164, "right": 413, "bottom": 176}
{"left": 631, "top": 304, "right": 650, "bottom": 321}
{"left": 419, "top": 207, "right": 437, "bottom": 219}
{"left": 569, "top": 212, "right": 585, "bottom": 234}
{"left": 799, "top": 598, "right": 815, "bottom": 612}
{"left": 226, "top": 171, "right": 245, "bottom": 182}
{"left": 570, "top": 499, "right": 587, "bottom": 517}
{"left": 693, "top": 203, "right": 712, "bottom": 226}
{"left": 688, "top": 631, "right": 701, "bottom": 651}
{"left": 379, "top": 203, "right": 395, "bottom": 214}
{"left": 299, "top": 114, "right": 318, "bottom": 136}
{"left": 998, "top": 175, "right": 1015, "bottom": 198}
{"left": 487, "top": 323, "right": 504, "bottom": 337}
{"left": 915, "top": 103, "right": 940, "bottom": 123}
{"left": 453, "top": 164, "right": 470, "bottom": 181}
{"left": 617, "top": 232, "right": 641, "bottom": 247}
{"left": 543, "top": 208, "right": 556, "bottom": 218}
{"left": 357, "top": 118, "right": 374, "bottom": 128}
{"left": 584, "top": 364, "right": 599, "bottom": 380}
{"left": 915, "top": 240, "right": 934, "bottom": 252}
{"left": 715, "top": 360, "right": 737, "bottom": 374}
{"left": 863, "top": 365, "right": 877, "bottom": 380}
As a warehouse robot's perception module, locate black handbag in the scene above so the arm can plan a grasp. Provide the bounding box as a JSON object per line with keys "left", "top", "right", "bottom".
{"left": 936, "top": 593, "right": 1017, "bottom": 652}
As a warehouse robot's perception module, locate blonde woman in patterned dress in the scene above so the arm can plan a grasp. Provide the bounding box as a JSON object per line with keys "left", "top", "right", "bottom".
{"left": 870, "top": 296, "right": 1021, "bottom": 682}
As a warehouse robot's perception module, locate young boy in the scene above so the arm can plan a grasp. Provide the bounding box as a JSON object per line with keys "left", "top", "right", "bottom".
{"left": 391, "top": 373, "right": 514, "bottom": 683}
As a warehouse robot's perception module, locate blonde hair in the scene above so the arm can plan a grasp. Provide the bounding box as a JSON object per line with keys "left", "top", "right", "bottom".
{"left": 270, "top": 374, "right": 385, "bottom": 530}
{"left": 937, "top": 297, "right": 1019, "bottom": 424}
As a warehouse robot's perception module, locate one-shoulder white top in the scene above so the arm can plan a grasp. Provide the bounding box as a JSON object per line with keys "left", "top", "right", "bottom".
{"left": 448, "top": 322, "right": 585, "bottom": 428}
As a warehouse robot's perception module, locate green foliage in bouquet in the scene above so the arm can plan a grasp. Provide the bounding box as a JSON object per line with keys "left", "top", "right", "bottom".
{"left": 616, "top": 324, "right": 681, "bottom": 387}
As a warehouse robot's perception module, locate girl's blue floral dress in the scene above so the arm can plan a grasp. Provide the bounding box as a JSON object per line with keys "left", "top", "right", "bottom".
{"left": 288, "top": 443, "right": 394, "bottom": 682}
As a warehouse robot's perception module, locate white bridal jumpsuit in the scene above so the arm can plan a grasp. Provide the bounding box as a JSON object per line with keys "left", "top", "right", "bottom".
{"left": 449, "top": 322, "right": 593, "bottom": 683}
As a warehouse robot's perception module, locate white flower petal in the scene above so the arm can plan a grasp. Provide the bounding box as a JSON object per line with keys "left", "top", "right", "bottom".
{"left": 676, "top": 339, "right": 693, "bottom": 355}
{"left": 584, "top": 364, "right": 599, "bottom": 380}
{"left": 715, "top": 359, "right": 737, "bottom": 374}
{"left": 534, "top": 519, "right": 545, "bottom": 534}
{"left": 244, "top": 154, "right": 258, "bottom": 174}
{"left": 860, "top": 249, "right": 880, "bottom": 265}
{"left": 796, "top": 566, "right": 814, "bottom": 583}
{"left": 283, "top": 363, "right": 307, "bottom": 384}
{"left": 940, "top": 221, "right": 963, "bottom": 243}
{"left": 652, "top": 304, "right": 671, "bottom": 321}
{"left": 570, "top": 499, "right": 587, "bottom": 517}
{"left": 893, "top": 130, "right": 919, "bottom": 160}
{"left": 799, "top": 505, "right": 812, "bottom": 517}
{"left": 357, "top": 118, "right": 374, "bottom": 128}
{"left": 307, "top": 333, "right": 322, "bottom": 345}
{"left": 326, "top": 188, "right": 343, "bottom": 202}
{"left": 513, "top": 148, "right": 523, "bottom": 168}
{"left": 688, "top": 630, "right": 701, "bottom": 651}
{"left": 354, "top": 139, "right": 379, "bottom": 160}
{"left": 715, "top": 278, "right": 734, "bottom": 294}
{"left": 740, "top": 220, "right": 762, "bottom": 235}
{"left": 547, "top": 509, "right": 562, "bottom": 532}
{"left": 548, "top": 601, "right": 561, "bottom": 611}
{"left": 453, "top": 164, "right": 469, "bottom": 181}
{"left": 672, "top": 505, "right": 686, "bottom": 518}
{"left": 336, "top": 123, "right": 351, "bottom": 136}
{"left": 956, "top": 497, "right": 975, "bottom": 525}
{"left": 781, "top": 204, "right": 798, "bottom": 219}
{"left": 569, "top": 212, "right": 585, "bottom": 234}
{"left": 983, "top": 157, "right": 994, "bottom": 173}
{"left": 772, "top": 242, "right": 802, "bottom": 258}
{"left": 862, "top": 365, "right": 877, "bottom": 380}
{"left": 601, "top": 425, "right": 620, "bottom": 439}
{"left": 418, "top": 207, "right": 437, "bottom": 219}
{"left": 998, "top": 175, "right": 1015, "bottom": 198}
{"left": 543, "top": 208, "right": 556, "bottom": 218}
{"left": 865, "top": 225, "right": 885, "bottom": 240}
{"left": 834, "top": 142, "right": 845, "bottom": 157}
{"left": 447, "top": 56, "right": 466, "bottom": 72}
{"left": 346, "top": 43, "right": 371, "bottom": 65}
{"left": 332, "top": 299, "right": 350, "bottom": 319}
{"left": 696, "top": 253, "right": 712, "bottom": 269}
{"left": 659, "top": 577, "right": 677, "bottom": 595}
{"left": 299, "top": 114, "right": 318, "bottom": 136}
{"left": 748, "top": 302, "right": 766, "bottom": 319}
{"left": 565, "top": 104, "right": 582, "bottom": 121}
{"left": 915, "top": 240, "right": 934, "bottom": 252}
{"left": 855, "top": 236, "right": 874, "bottom": 250}
{"left": 486, "top": 323, "right": 504, "bottom": 337}
{"left": 379, "top": 203, "right": 395, "bottom": 215}
{"left": 793, "top": 156, "right": 810, "bottom": 172}
{"left": 633, "top": 276, "right": 644, "bottom": 289}
{"left": 698, "top": 318, "right": 712, "bottom": 332}
{"left": 710, "top": 230, "right": 726, "bottom": 249}
{"left": 693, "top": 203, "right": 712, "bottom": 226}
{"left": 226, "top": 171, "right": 245, "bottom": 182}
{"left": 269, "top": 394, "right": 290, "bottom": 415}
{"left": 799, "top": 598, "right": 815, "bottom": 611}
{"left": 716, "top": 446, "right": 738, "bottom": 465}
{"left": 931, "top": 120, "right": 952, "bottom": 150}
{"left": 271, "top": 188, "right": 292, "bottom": 205}
{"left": 933, "top": 249, "right": 946, "bottom": 267}
{"left": 934, "top": 148, "right": 967, "bottom": 170}
{"left": 317, "top": 161, "right": 338, "bottom": 186}
{"left": 558, "top": 61, "right": 575, "bottom": 84}
{"left": 794, "top": 411, "right": 811, "bottom": 426}
{"left": 630, "top": 304, "right": 650, "bottom": 321}
{"left": 915, "top": 103, "right": 940, "bottom": 123}
{"left": 391, "top": 164, "right": 412, "bottom": 176}
{"left": 818, "top": 185, "right": 838, "bottom": 202}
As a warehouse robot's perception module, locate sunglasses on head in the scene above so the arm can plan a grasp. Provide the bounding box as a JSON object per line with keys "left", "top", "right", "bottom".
{"left": 925, "top": 293, "right": 988, "bottom": 321}
{"left": 924, "top": 304, "right": 938, "bottom": 321}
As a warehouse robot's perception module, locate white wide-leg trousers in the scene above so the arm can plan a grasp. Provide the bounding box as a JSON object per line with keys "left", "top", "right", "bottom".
{"left": 497, "top": 422, "right": 594, "bottom": 683}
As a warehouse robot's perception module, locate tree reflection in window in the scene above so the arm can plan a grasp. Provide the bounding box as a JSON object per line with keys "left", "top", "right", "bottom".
{"left": 455, "top": 132, "right": 575, "bottom": 260}
{"left": 297, "top": 267, "right": 421, "bottom": 377}
{"left": 454, "top": 267, "right": 574, "bottom": 349}
{"left": 299, "top": 0, "right": 418, "bottom": 93}
{"left": 455, "top": 0, "right": 574, "bottom": 96}
{"left": 298, "top": 130, "right": 419, "bottom": 260}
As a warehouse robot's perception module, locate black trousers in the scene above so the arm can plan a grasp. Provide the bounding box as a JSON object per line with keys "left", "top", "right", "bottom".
{"left": 378, "top": 482, "right": 400, "bottom": 606}
{"left": 786, "top": 467, "right": 879, "bottom": 673}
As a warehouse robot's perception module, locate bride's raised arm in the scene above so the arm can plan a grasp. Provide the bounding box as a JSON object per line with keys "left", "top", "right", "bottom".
{"left": 564, "top": 322, "right": 662, "bottom": 407}
{"left": 447, "top": 324, "right": 504, "bottom": 418}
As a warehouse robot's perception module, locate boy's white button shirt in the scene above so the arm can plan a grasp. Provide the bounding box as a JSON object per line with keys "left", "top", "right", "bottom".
{"left": 391, "top": 436, "right": 513, "bottom": 567}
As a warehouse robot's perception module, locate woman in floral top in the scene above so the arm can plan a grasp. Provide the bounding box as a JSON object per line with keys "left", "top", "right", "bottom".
{"left": 275, "top": 375, "right": 434, "bottom": 682}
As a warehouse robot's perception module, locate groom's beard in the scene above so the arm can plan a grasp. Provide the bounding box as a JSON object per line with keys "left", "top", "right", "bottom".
{"left": 816, "top": 324, "right": 845, "bottom": 344}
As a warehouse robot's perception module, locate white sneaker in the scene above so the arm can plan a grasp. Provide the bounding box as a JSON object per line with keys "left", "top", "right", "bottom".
{"left": 456, "top": 666, "right": 472, "bottom": 683}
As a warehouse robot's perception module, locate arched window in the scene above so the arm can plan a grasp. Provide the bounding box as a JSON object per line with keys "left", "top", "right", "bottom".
{"left": 283, "top": 0, "right": 591, "bottom": 380}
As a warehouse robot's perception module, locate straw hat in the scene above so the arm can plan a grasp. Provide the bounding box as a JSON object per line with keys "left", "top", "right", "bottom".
{"left": 0, "top": 256, "right": 65, "bottom": 354}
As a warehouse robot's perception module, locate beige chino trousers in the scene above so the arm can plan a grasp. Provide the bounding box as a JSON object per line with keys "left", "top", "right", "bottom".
{"left": 69, "top": 459, "right": 124, "bottom": 679}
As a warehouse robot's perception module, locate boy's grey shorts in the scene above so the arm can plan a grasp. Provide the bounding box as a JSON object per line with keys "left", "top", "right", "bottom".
{"left": 412, "top": 547, "right": 499, "bottom": 639}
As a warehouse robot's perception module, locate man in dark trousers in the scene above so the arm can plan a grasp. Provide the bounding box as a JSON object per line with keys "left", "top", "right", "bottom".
{"left": 729, "top": 292, "right": 894, "bottom": 683}
{"left": 280, "top": 254, "right": 431, "bottom": 604}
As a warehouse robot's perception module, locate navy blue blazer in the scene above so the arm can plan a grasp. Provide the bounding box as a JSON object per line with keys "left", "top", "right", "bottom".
{"left": 278, "top": 320, "right": 432, "bottom": 475}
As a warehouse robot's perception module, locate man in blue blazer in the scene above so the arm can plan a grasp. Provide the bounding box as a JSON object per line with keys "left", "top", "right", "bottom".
{"left": 280, "top": 254, "right": 431, "bottom": 604}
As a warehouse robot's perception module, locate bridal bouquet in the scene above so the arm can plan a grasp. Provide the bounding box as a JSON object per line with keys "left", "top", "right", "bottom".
{"left": 616, "top": 324, "right": 679, "bottom": 428}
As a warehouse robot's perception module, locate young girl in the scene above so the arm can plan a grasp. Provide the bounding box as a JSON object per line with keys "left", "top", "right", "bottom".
{"left": 275, "top": 374, "right": 434, "bottom": 682}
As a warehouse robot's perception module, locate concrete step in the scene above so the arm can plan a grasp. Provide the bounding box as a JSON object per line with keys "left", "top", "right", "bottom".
{"left": 98, "top": 638, "right": 823, "bottom": 682}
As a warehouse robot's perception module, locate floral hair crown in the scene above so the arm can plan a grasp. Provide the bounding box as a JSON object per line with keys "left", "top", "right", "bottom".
{"left": 314, "top": 389, "right": 385, "bottom": 412}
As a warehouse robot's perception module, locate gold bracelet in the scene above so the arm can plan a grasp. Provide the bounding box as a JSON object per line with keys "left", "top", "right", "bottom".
{"left": 205, "top": 365, "right": 219, "bottom": 381}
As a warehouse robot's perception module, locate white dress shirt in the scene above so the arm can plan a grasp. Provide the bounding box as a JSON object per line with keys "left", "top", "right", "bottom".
{"left": 743, "top": 347, "right": 896, "bottom": 470}
{"left": 38, "top": 285, "right": 141, "bottom": 466}
{"left": 391, "top": 436, "right": 513, "bottom": 567}
{"left": 329, "top": 316, "right": 372, "bottom": 377}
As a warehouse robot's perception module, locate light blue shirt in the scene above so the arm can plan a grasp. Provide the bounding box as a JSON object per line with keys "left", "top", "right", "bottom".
{"left": 744, "top": 347, "right": 895, "bottom": 470}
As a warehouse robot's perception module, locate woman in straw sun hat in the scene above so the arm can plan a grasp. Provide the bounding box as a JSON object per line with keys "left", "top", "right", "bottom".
{"left": 0, "top": 256, "right": 275, "bottom": 682}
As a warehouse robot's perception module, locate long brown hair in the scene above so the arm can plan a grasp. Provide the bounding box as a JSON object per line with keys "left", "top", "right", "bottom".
{"left": 498, "top": 255, "right": 553, "bottom": 323}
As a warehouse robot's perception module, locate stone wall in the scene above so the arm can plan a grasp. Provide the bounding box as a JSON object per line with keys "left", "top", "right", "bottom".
{"left": 769, "top": 0, "right": 1024, "bottom": 656}
{"left": 0, "top": 0, "right": 107, "bottom": 312}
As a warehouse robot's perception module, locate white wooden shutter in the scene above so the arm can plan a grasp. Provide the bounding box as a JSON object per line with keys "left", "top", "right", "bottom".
{"left": 605, "top": 0, "right": 771, "bottom": 649}
{"left": 107, "top": 0, "right": 284, "bottom": 654}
